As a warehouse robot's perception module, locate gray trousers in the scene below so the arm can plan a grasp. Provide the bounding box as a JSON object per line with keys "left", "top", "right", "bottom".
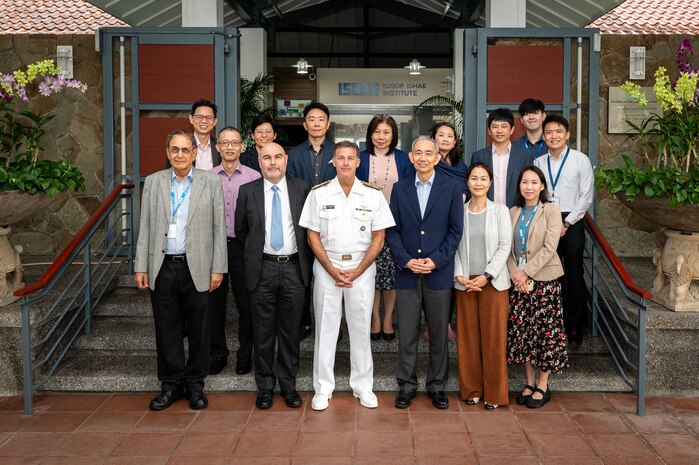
{"left": 396, "top": 276, "right": 451, "bottom": 392}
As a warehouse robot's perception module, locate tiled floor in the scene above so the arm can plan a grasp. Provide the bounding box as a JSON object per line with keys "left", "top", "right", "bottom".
{"left": 0, "top": 392, "right": 698, "bottom": 464}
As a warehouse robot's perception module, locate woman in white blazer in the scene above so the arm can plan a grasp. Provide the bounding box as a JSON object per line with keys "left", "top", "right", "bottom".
{"left": 454, "top": 162, "right": 512, "bottom": 409}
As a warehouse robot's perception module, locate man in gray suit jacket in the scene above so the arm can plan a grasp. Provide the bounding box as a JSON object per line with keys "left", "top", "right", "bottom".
{"left": 135, "top": 130, "right": 227, "bottom": 411}
{"left": 235, "top": 142, "right": 312, "bottom": 410}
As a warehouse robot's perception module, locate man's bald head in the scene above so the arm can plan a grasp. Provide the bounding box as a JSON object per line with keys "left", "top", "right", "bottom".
{"left": 259, "top": 142, "right": 288, "bottom": 184}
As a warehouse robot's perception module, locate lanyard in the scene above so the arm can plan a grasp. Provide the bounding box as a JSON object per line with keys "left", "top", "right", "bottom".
{"left": 547, "top": 147, "right": 570, "bottom": 195}
{"left": 524, "top": 138, "right": 545, "bottom": 157}
{"left": 519, "top": 204, "right": 538, "bottom": 256}
{"left": 171, "top": 175, "right": 192, "bottom": 222}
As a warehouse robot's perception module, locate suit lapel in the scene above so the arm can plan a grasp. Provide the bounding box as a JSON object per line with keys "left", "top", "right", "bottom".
{"left": 253, "top": 179, "right": 265, "bottom": 229}
{"left": 287, "top": 177, "right": 302, "bottom": 224}
{"left": 526, "top": 202, "right": 545, "bottom": 243}
{"left": 422, "top": 173, "right": 444, "bottom": 219}
{"left": 160, "top": 171, "right": 171, "bottom": 217}
{"left": 406, "top": 180, "right": 422, "bottom": 221}
{"left": 319, "top": 140, "right": 333, "bottom": 181}
{"left": 187, "top": 168, "right": 205, "bottom": 224}
{"left": 301, "top": 141, "right": 314, "bottom": 182}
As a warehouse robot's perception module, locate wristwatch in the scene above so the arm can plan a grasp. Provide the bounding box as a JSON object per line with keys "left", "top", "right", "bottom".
{"left": 484, "top": 272, "right": 494, "bottom": 282}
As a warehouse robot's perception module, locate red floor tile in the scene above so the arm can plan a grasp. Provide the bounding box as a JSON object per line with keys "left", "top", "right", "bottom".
{"left": 303, "top": 410, "right": 357, "bottom": 432}
{"left": 410, "top": 411, "right": 467, "bottom": 432}
{"left": 293, "top": 431, "right": 355, "bottom": 457}
{"left": 111, "top": 432, "right": 183, "bottom": 456}
{"left": 599, "top": 458, "right": 664, "bottom": 465}
{"left": 0, "top": 458, "right": 44, "bottom": 465}
{"left": 22, "top": 412, "right": 91, "bottom": 432}
{"left": 133, "top": 411, "right": 196, "bottom": 433}
{"left": 172, "top": 432, "right": 240, "bottom": 456}
{"left": 0, "top": 432, "right": 70, "bottom": 456}
{"left": 0, "top": 412, "right": 34, "bottom": 432}
{"left": 355, "top": 431, "right": 412, "bottom": 456}
{"left": 556, "top": 393, "right": 616, "bottom": 412}
{"left": 462, "top": 410, "right": 522, "bottom": 433}
{"left": 662, "top": 459, "right": 699, "bottom": 465}
{"left": 516, "top": 412, "right": 580, "bottom": 434}
{"left": 0, "top": 395, "right": 57, "bottom": 413}
{"left": 470, "top": 432, "right": 533, "bottom": 457}
{"left": 0, "top": 433, "right": 11, "bottom": 446}
{"left": 232, "top": 431, "right": 298, "bottom": 457}
{"left": 98, "top": 394, "right": 157, "bottom": 412}
{"left": 539, "top": 458, "right": 603, "bottom": 465}
{"left": 585, "top": 433, "right": 655, "bottom": 457}
{"left": 204, "top": 392, "right": 256, "bottom": 412}
{"left": 407, "top": 393, "right": 459, "bottom": 412}
{"left": 660, "top": 397, "right": 699, "bottom": 413}
{"left": 291, "top": 458, "right": 353, "bottom": 465}
{"left": 40, "top": 456, "right": 108, "bottom": 465}
{"left": 167, "top": 457, "right": 229, "bottom": 465}
{"left": 604, "top": 394, "right": 667, "bottom": 415}
{"left": 570, "top": 412, "right": 632, "bottom": 434}
{"left": 676, "top": 412, "right": 699, "bottom": 435}
{"left": 246, "top": 411, "right": 303, "bottom": 432}
{"left": 77, "top": 411, "right": 146, "bottom": 432}
{"left": 324, "top": 392, "right": 360, "bottom": 412}
{"left": 46, "top": 394, "right": 109, "bottom": 412}
{"left": 51, "top": 431, "right": 125, "bottom": 456}
{"left": 188, "top": 411, "right": 250, "bottom": 433}
{"left": 624, "top": 412, "right": 690, "bottom": 434}
{"left": 643, "top": 434, "right": 699, "bottom": 457}
{"left": 477, "top": 457, "right": 539, "bottom": 465}
{"left": 527, "top": 433, "right": 596, "bottom": 457}
{"left": 354, "top": 457, "right": 416, "bottom": 465}
{"left": 229, "top": 458, "right": 290, "bottom": 465}
{"left": 412, "top": 431, "right": 472, "bottom": 457}
{"left": 508, "top": 392, "right": 565, "bottom": 413}
{"left": 105, "top": 457, "right": 169, "bottom": 465}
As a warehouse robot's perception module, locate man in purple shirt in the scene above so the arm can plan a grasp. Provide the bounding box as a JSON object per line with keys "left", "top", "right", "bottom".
{"left": 209, "top": 126, "right": 261, "bottom": 375}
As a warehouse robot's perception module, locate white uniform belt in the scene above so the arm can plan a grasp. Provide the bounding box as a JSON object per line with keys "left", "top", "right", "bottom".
{"left": 326, "top": 251, "right": 365, "bottom": 262}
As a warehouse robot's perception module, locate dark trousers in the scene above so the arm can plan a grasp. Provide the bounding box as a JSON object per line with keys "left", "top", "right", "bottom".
{"left": 558, "top": 215, "right": 587, "bottom": 331}
{"left": 210, "top": 238, "right": 253, "bottom": 363}
{"left": 250, "top": 258, "right": 305, "bottom": 392}
{"left": 396, "top": 276, "right": 451, "bottom": 392}
{"left": 150, "top": 258, "right": 211, "bottom": 393}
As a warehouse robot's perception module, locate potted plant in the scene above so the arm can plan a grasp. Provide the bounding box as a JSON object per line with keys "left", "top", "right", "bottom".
{"left": 0, "top": 59, "right": 86, "bottom": 223}
{"left": 596, "top": 38, "right": 699, "bottom": 231}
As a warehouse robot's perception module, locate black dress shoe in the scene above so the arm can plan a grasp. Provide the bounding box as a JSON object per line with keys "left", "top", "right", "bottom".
{"left": 516, "top": 384, "right": 536, "bottom": 405}
{"left": 256, "top": 389, "right": 273, "bottom": 409}
{"left": 188, "top": 391, "right": 208, "bottom": 410}
{"left": 299, "top": 326, "right": 313, "bottom": 341}
{"left": 370, "top": 331, "right": 382, "bottom": 341}
{"left": 236, "top": 359, "right": 252, "bottom": 375}
{"left": 382, "top": 332, "right": 396, "bottom": 341}
{"left": 394, "top": 390, "right": 416, "bottom": 409}
{"left": 427, "top": 391, "right": 450, "bottom": 409}
{"left": 209, "top": 357, "right": 228, "bottom": 375}
{"left": 281, "top": 390, "right": 303, "bottom": 408}
{"left": 527, "top": 387, "right": 551, "bottom": 409}
{"left": 149, "top": 389, "right": 184, "bottom": 411}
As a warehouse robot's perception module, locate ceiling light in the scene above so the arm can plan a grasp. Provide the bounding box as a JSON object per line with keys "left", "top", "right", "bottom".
{"left": 404, "top": 59, "right": 426, "bottom": 75}
{"left": 293, "top": 58, "right": 312, "bottom": 74}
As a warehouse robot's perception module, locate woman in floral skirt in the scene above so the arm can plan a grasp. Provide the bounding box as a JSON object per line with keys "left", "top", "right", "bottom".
{"left": 506, "top": 166, "right": 568, "bottom": 409}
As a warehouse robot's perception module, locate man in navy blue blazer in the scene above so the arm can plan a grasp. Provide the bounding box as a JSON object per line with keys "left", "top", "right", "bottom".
{"left": 386, "top": 136, "right": 464, "bottom": 410}
{"left": 286, "top": 102, "right": 336, "bottom": 338}
{"left": 470, "top": 108, "right": 535, "bottom": 208}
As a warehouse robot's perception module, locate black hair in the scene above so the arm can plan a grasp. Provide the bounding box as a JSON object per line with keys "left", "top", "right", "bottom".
{"left": 191, "top": 99, "right": 218, "bottom": 117}
{"left": 466, "top": 161, "right": 493, "bottom": 181}
{"left": 518, "top": 98, "right": 545, "bottom": 116}
{"left": 487, "top": 108, "right": 514, "bottom": 128}
{"left": 217, "top": 126, "right": 241, "bottom": 139}
{"left": 250, "top": 113, "right": 278, "bottom": 134}
{"left": 514, "top": 165, "right": 550, "bottom": 207}
{"left": 365, "top": 115, "right": 398, "bottom": 154}
{"left": 543, "top": 114, "right": 570, "bottom": 132}
{"left": 303, "top": 102, "right": 330, "bottom": 119}
{"left": 430, "top": 122, "right": 462, "bottom": 167}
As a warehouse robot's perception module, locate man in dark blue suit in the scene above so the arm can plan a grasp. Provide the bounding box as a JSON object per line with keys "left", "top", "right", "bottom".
{"left": 470, "top": 108, "right": 535, "bottom": 208}
{"left": 287, "top": 102, "right": 336, "bottom": 339}
{"left": 387, "top": 136, "right": 464, "bottom": 410}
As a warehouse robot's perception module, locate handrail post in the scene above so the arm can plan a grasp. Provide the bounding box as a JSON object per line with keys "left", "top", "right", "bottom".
{"left": 83, "top": 244, "right": 92, "bottom": 335}
{"left": 637, "top": 300, "right": 647, "bottom": 416}
{"left": 127, "top": 191, "right": 134, "bottom": 275}
{"left": 591, "top": 245, "right": 599, "bottom": 337}
{"left": 21, "top": 303, "right": 33, "bottom": 415}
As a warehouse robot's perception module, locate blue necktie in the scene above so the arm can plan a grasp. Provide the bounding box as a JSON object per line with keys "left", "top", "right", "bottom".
{"left": 271, "top": 185, "right": 283, "bottom": 251}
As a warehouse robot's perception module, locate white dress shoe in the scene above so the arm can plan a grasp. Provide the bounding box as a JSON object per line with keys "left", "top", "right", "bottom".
{"left": 311, "top": 393, "right": 330, "bottom": 411}
{"left": 353, "top": 391, "right": 378, "bottom": 409}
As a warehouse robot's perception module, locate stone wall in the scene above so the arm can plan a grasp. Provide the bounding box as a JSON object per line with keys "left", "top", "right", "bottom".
{"left": 597, "top": 34, "right": 692, "bottom": 257}
{"left": 0, "top": 34, "right": 104, "bottom": 254}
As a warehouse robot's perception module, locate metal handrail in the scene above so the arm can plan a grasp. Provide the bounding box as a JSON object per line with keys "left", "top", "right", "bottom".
{"left": 583, "top": 212, "right": 651, "bottom": 415}
{"left": 17, "top": 184, "right": 135, "bottom": 415}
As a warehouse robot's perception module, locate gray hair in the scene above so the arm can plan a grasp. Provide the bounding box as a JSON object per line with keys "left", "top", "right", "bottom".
{"left": 411, "top": 136, "right": 439, "bottom": 152}
{"left": 166, "top": 130, "right": 196, "bottom": 148}
{"left": 333, "top": 140, "right": 360, "bottom": 158}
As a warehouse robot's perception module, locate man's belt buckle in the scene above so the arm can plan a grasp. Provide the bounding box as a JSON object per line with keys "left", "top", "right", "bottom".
{"left": 170, "top": 255, "right": 186, "bottom": 262}
{"left": 341, "top": 254, "right": 352, "bottom": 261}
{"left": 276, "top": 255, "right": 290, "bottom": 263}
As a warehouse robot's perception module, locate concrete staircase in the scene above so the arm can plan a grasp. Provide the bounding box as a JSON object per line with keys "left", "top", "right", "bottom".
{"left": 42, "top": 276, "right": 631, "bottom": 394}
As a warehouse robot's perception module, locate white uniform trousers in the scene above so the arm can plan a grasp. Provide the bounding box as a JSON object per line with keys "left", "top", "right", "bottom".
{"left": 312, "top": 258, "right": 376, "bottom": 396}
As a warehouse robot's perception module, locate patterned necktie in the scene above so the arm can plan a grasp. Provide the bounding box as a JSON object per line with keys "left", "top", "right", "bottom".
{"left": 271, "top": 185, "right": 284, "bottom": 250}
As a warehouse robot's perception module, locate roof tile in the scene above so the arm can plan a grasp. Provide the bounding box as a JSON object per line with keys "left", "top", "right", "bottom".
{"left": 0, "top": 0, "right": 128, "bottom": 34}
{"left": 588, "top": 0, "right": 699, "bottom": 35}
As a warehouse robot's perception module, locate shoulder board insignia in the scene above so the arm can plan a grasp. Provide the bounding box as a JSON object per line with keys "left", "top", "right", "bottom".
{"left": 361, "top": 181, "right": 382, "bottom": 191}
{"left": 311, "top": 180, "right": 331, "bottom": 190}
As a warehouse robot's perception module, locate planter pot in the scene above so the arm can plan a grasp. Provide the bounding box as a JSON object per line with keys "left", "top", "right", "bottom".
{"left": 0, "top": 190, "right": 55, "bottom": 226}
{"left": 615, "top": 192, "right": 699, "bottom": 232}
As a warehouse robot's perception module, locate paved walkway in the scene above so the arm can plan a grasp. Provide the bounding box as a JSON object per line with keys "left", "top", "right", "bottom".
{"left": 0, "top": 392, "right": 698, "bottom": 464}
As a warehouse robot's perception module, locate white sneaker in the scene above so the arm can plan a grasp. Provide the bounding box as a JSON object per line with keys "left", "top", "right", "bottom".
{"left": 311, "top": 393, "right": 330, "bottom": 411}
{"left": 353, "top": 391, "right": 378, "bottom": 409}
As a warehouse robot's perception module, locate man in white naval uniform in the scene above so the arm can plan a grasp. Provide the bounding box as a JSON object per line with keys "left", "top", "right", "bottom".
{"left": 300, "top": 140, "right": 395, "bottom": 411}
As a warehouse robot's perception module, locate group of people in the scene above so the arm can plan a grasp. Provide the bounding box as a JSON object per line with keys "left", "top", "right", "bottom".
{"left": 134, "top": 96, "right": 594, "bottom": 413}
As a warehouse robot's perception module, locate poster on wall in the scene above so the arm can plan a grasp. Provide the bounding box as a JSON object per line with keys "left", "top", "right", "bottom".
{"left": 608, "top": 86, "right": 662, "bottom": 134}
{"left": 318, "top": 68, "right": 454, "bottom": 105}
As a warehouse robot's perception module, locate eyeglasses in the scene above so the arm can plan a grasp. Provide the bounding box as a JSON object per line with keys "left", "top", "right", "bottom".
{"left": 254, "top": 129, "right": 275, "bottom": 135}
{"left": 193, "top": 114, "right": 215, "bottom": 122}
{"left": 218, "top": 140, "right": 242, "bottom": 147}
{"left": 168, "top": 147, "right": 193, "bottom": 155}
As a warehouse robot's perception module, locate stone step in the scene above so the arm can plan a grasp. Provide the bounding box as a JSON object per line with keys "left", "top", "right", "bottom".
{"left": 41, "top": 350, "right": 629, "bottom": 393}
{"left": 74, "top": 315, "right": 610, "bottom": 356}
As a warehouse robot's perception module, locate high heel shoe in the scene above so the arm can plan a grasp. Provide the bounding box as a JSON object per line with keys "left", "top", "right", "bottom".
{"left": 516, "top": 385, "right": 535, "bottom": 405}
{"left": 382, "top": 331, "right": 395, "bottom": 341}
{"left": 370, "top": 331, "right": 382, "bottom": 341}
{"left": 526, "top": 387, "right": 551, "bottom": 409}
{"left": 484, "top": 402, "right": 499, "bottom": 410}
{"left": 465, "top": 397, "right": 480, "bottom": 405}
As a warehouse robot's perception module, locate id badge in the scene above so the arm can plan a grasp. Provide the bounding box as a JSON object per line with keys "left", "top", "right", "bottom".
{"left": 550, "top": 196, "right": 560, "bottom": 205}
{"left": 168, "top": 222, "right": 177, "bottom": 239}
{"left": 517, "top": 256, "right": 526, "bottom": 268}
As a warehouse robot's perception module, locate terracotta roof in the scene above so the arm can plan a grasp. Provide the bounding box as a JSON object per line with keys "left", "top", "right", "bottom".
{"left": 0, "top": 0, "right": 128, "bottom": 34}
{"left": 588, "top": 0, "right": 699, "bottom": 34}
